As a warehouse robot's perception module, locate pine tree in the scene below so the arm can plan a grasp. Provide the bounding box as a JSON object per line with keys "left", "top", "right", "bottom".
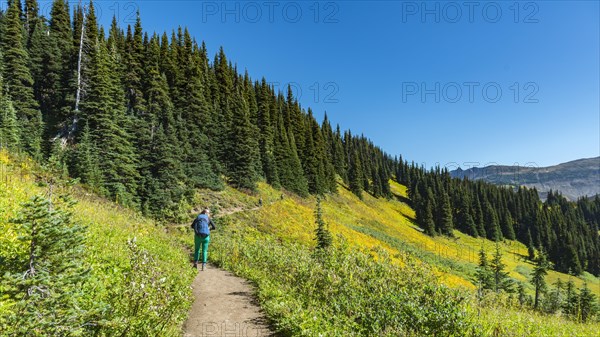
{"left": 526, "top": 229, "right": 536, "bottom": 261}
{"left": 0, "top": 94, "right": 20, "bottom": 150}
{"left": 439, "top": 192, "right": 454, "bottom": 236}
{"left": 2, "top": 195, "right": 94, "bottom": 335}
{"left": 563, "top": 278, "right": 579, "bottom": 319}
{"left": 578, "top": 283, "right": 598, "bottom": 323}
{"left": 475, "top": 246, "right": 494, "bottom": 292}
{"left": 490, "top": 242, "right": 513, "bottom": 293}
{"left": 348, "top": 147, "right": 363, "bottom": 199}
{"left": 1, "top": 0, "right": 42, "bottom": 158}
{"left": 81, "top": 37, "right": 139, "bottom": 205}
{"left": 422, "top": 200, "right": 436, "bottom": 236}
{"left": 69, "top": 122, "right": 102, "bottom": 191}
{"left": 314, "top": 197, "right": 332, "bottom": 250}
{"left": 531, "top": 249, "right": 550, "bottom": 310}
{"left": 227, "top": 84, "right": 260, "bottom": 190}
{"left": 484, "top": 201, "right": 501, "bottom": 241}
{"left": 256, "top": 79, "right": 279, "bottom": 187}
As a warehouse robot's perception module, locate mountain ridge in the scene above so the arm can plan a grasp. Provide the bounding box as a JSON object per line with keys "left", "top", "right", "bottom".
{"left": 450, "top": 157, "right": 600, "bottom": 200}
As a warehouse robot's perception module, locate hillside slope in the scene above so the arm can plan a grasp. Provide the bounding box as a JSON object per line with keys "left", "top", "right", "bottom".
{"left": 450, "top": 157, "right": 600, "bottom": 200}
{"left": 179, "top": 179, "right": 600, "bottom": 336}
{"left": 0, "top": 150, "right": 196, "bottom": 336}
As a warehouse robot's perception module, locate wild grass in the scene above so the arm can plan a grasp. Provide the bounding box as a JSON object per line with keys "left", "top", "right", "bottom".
{"left": 0, "top": 149, "right": 195, "bottom": 336}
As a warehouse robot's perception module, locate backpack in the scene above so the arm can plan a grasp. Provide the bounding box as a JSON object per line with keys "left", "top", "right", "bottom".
{"left": 192, "top": 214, "right": 211, "bottom": 237}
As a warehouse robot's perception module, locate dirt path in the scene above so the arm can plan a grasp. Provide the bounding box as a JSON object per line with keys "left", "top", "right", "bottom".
{"left": 183, "top": 264, "right": 276, "bottom": 337}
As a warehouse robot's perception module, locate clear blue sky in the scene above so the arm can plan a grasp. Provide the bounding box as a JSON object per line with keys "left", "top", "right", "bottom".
{"left": 63, "top": 0, "right": 599, "bottom": 169}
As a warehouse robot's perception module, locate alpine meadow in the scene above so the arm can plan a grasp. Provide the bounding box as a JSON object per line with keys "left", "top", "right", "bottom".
{"left": 0, "top": 1, "right": 599, "bottom": 336}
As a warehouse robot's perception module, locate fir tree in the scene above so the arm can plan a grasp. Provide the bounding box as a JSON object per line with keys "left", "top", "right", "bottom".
{"left": 578, "top": 283, "right": 598, "bottom": 323}
{"left": 1, "top": 0, "right": 42, "bottom": 158}
{"left": 563, "top": 278, "right": 579, "bottom": 319}
{"left": 531, "top": 249, "right": 550, "bottom": 310}
{"left": 422, "top": 200, "right": 436, "bottom": 236}
{"left": 475, "top": 246, "right": 494, "bottom": 292}
{"left": 439, "top": 192, "right": 454, "bottom": 236}
{"left": 81, "top": 37, "right": 139, "bottom": 205}
{"left": 69, "top": 122, "right": 102, "bottom": 191}
{"left": 314, "top": 197, "right": 332, "bottom": 250}
{"left": 526, "top": 229, "right": 536, "bottom": 261}
{"left": 2, "top": 195, "right": 94, "bottom": 335}
{"left": 227, "top": 85, "right": 260, "bottom": 190}
{"left": 490, "top": 242, "right": 513, "bottom": 293}
{"left": 348, "top": 147, "right": 363, "bottom": 199}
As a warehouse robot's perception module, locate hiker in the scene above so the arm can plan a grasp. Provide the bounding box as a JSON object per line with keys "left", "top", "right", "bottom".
{"left": 258, "top": 197, "right": 263, "bottom": 207}
{"left": 191, "top": 208, "right": 216, "bottom": 271}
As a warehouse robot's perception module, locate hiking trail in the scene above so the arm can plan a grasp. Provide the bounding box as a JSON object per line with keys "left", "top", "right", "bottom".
{"left": 182, "top": 205, "right": 276, "bottom": 337}
{"left": 183, "top": 265, "right": 275, "bottom": 337}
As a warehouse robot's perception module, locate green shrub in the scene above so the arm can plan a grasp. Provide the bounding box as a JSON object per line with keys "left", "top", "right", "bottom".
{"left": 207, "top": 221, "right": 475, "bottom": 336}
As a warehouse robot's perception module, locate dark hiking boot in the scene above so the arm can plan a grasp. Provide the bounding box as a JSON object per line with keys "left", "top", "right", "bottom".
{"left": 193, "top": 262, "right": 198, "bottom": 269}
{"left": 201, "top": 263, "right": 206, "bottom": 271}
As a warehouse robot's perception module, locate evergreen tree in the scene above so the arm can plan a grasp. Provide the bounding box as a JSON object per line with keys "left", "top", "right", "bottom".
{"left": 490, "top": 242, "right": 513, "bottom": 293}
{"left": 0, "top": 59, "right": 20, "bottom": 148}
{"left": 256, "top": 79, "right": 279, "bottom": 187}
{"left": 1, "top": 0, "right": 42, "bottom": 158}
{"left": 578, "top": 283, "right": 598, "bottom": 323}
{"left": 563, "top": 279, "right": 579, "bottom": 319}
{"left": 422, "top": 200, "right": 436, "bottom": 236}
{"left": 526, "top": 229, "right": 536, "bottom": 261}
{"left": 475, "top": 246, "right": 494, "bottom": 292}
{"left": 484, "top": 201, "right": 501, "bottom": 241}
{"left": 439, "top": 192, "right": 454, "bottom": 236}
{"left": 544, "top": 279, "right": 564, "bottom": 314}
{"left": 531, "top": 250, "right": 550, "bottom": 310}
{"left": 69, "top": 122, "right": 102, "bottom": 190}
{"left": 2, "top": 195, "right": 94, "bottom": 335}
{"left": 348, "top": 147, "right": 363, "bottom": 199}
{"left": 227, "top": 84, "right": 260, "bottom": 190}
{"left": 81, "top": 37, "right": 139, "bottom": 205}
{"left": 314, "top": 197, "right": 332, "bottom": 250}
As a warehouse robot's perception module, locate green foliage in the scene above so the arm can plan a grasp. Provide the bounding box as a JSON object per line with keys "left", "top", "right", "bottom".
{"left": 0, "top": 155, "right": 195, "bottom": 336}
{"left": 490, "top": 242, "right": 514, "bottom": 293}
{"left": 0, "top": 0, "right": 42, "bottom": 158}
{"left": 531, "top": 250, "right": 551, "bottom": 310}
{"left": 475, "top": 246, "right": 494, "bottom": 292}
{"left": 0, "top": 93, "right": 20, "bottom": 150}
{"left": 314, "top": 197, "right": 332, "bottom": 250}
{"left": 208, "top": 224, "right": 474, "bottom": 336}
{"left": 1, "top": 194, "right": 95, "bottom": 336}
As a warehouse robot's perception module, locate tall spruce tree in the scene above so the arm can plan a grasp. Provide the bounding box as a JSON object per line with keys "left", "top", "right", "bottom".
{"left": 490, "top": 242, "right": 513, "bottom": 293}
{"left": 314, "top": 197, "right": 332, "bottom": 250}
{"left": 81, "top": 35, "right": 139, "bottom": 205}
{"left": 227, "top": 83, "right": 260, "bottom": 190}
{"left": 531, "top": 249, "right": 550, "bottom": 310}
{"left": 475, "top": 246, "right": 494, "bottom": 292}
{"left": 1, "top": 0, "right": 42, "bottom": 158}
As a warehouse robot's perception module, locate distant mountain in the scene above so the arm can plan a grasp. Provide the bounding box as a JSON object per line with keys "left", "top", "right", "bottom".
{"left": 450, "top": 157, "right": 600, "bottom": 200}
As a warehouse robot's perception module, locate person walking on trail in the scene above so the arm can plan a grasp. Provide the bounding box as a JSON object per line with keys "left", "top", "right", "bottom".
{"left": 191, "top": 208, "right": 216, "bottom": 271}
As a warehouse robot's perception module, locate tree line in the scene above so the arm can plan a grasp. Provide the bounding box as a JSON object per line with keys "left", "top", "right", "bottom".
{"left": 398, "top": 160, "right": 600, "bottom": 276}
{"left": 0, "top": 0, "right": 393, "bottom": 221}
{"left": 0, "top": 0, "right": 597, "bottom": 278}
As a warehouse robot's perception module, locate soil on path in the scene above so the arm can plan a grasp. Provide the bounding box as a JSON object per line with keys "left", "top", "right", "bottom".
{"left": 183, "top": 265, "right": 276, "bottom": 337}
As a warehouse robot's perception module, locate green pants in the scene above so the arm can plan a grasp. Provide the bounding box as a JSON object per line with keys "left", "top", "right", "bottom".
{"left": 194, "top": 234, "right": 210, "bottom": 263}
